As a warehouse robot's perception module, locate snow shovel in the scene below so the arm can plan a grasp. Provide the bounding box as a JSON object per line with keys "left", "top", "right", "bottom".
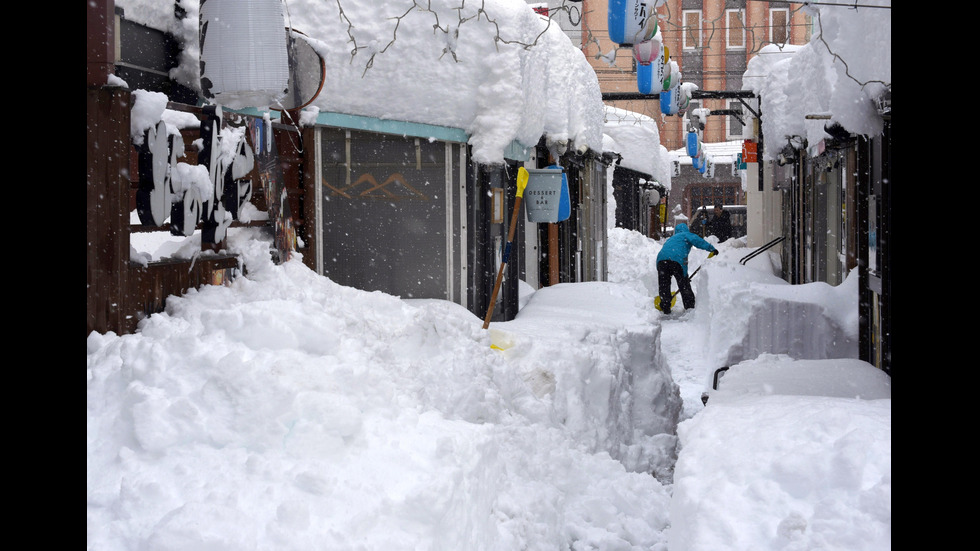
{"left": 654, "top": 256, "right": 711, "bottom": 312}
{"left": 482, "top": 167, "right": 529, "bottom": 330}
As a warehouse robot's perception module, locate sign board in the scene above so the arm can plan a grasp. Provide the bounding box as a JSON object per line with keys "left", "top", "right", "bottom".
{"left": 742, "top": 140, "right": 758, "bottom": 163}
{"left": 524, "top": 168, "right": 568, "bottom": 223}
{"left": 273, "top": 31, "right": 325, "bottom": 112}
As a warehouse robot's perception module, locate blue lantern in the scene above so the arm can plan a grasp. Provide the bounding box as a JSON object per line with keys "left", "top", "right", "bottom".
{"left": 609, "top": 0, "right": 657, "bottom": 45}
{"left": 637, "top": 62, "right": 655, "bottom": 95}
{"left": 686, "top": 131, "right": 700, "bottom": 157}
{"left": 660, "top": 87, "right": 679, "bottom": 115}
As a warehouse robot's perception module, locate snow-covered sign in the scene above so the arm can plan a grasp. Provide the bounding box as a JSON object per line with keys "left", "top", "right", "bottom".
{"left": 197, "top": 106, "right": 255, "bottom": 243}
{"left": 273, "top": 31, "right": 326, "bottom": 112}
{"left": 608, "top": 0, "right": 664, "bottom": 46}
{"left": 133, "top": 103, "right": 255, "bottom": 242}
{"left": 135, "top": 120, "right": 177, "bottom": 227}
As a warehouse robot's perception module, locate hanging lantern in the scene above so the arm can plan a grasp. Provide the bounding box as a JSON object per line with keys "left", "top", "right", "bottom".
{"left": 661, "top": 86, "right": 683, "bottom": 115}
{"left": 200, "top": 0, "right": 290, "bottom": 109}
{"left": 662, "top": 58, "right": 679, "bottom": 91}
{"left": 644, "top": 187, "right": 661, "bottom": 204}
{"left": 635, "top": 39, "right": 666, "bottom": 94}
{"left": 632, "top": 36, "right": 661, "bottom": 66}
{"left": 686, "top": 131, "right": 702, "bottom": 158}
{"left": 609, "top": 0, "right": 667, "bottom": 45}
{"left": 641, "top": 16, "right": 659, "bottom": 42}
{"left": 701, "top": 157, "right": 714, "bottom": 177}
{"left": 637, "top": 62, "right": 655, "bottom": 95}
{"left": 677, "top": 82, "right": 694, "bottom": 114}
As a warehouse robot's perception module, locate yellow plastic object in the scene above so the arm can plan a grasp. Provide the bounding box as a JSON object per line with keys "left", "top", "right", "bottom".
{"left": 489, "top": 328, "right": 515, "bottom": 351}
{"left": 654, "top": 293, "right": 677, "bottom": 312}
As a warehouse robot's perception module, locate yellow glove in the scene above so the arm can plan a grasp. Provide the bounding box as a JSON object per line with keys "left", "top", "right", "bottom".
{"left": 708, "top": 250, "right": 718, "bottom": 258}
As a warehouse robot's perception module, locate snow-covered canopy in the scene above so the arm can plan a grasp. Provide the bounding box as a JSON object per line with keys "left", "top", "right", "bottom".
{"left": 668, "top": 140, "right": 743, "bottom": 170}
{"left": 118, "top": 0, "right": 605, "bottom": 166}
{"left": 603, "top": 105, "right": 673, "bottom": 186}
{"left": 741, "top": 1, "right": 891, "bottom": 160}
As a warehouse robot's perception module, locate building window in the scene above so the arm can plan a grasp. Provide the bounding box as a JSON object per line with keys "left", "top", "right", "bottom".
{"left": 683, "top": 10, "right": 701, "bottom": 50}
{"left": 726, "top": 9, "right": 745, "bottom": 50}
{"left": 770, "top": 8, "right": 789, "bottom": 44}
{"left": 726, "top": 99, "right": 744, "bottom": 140}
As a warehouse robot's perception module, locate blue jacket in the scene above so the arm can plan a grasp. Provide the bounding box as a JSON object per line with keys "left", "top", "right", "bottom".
{"left": 656, "top": 223, "right": 718, "bottom": 276}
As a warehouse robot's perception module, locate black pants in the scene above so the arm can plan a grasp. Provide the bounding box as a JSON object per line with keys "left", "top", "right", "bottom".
{"left": 657, "top": 259, "right": 695, "bottom": 313}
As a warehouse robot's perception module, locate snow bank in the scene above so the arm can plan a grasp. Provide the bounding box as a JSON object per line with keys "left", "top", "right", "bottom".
{"left": 490, "top": 281, "right": 683, "bottom": 480}
{"left": 607, "top": 226, "right": 665, "bottom": 296}
{"left": 696, "top": 262, "right": 859, "bottom": 370}
{"left": 88, "top": 231, "right": 678, "bottom": 550}
{"left": 670, "top": 354, "right": 891, "bottom": 551}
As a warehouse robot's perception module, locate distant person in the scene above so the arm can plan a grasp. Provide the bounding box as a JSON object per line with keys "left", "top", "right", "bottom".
{"left": 656, "top": 223, "right": 718, "bottom": 314}
{"left": 705, "top": 204, "right": 733, "bottom": 242}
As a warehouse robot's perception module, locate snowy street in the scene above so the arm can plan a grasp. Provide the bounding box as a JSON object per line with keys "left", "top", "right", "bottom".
{"left": 88, "top": 1, "right": 891, "bottom": 548}
{"left": 88, "top": 226, "right": 890, "bottom": 550}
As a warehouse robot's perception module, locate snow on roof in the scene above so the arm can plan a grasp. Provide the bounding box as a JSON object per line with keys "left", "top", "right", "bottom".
{"left": 669, "top": 139, "right": 744, "bottom": 165}
{"left": 118, "top": 0, "right": 606, "bottom": 167}
{"left": 603, "top": 105, "right": 672, "bottom": 184}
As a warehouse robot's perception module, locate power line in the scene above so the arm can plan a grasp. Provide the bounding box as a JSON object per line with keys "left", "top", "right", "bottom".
{"left": 745, "top": 0, "right": 891, "bottom": 8}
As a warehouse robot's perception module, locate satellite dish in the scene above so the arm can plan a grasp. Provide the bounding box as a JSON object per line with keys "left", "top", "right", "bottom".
{"left": 273, "top": 29, "right": 325, "bottom": 112}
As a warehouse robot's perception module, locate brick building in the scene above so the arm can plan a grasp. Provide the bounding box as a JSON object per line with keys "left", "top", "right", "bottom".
{"left": 578, "top": 0, "right": 811, "bottom": 150}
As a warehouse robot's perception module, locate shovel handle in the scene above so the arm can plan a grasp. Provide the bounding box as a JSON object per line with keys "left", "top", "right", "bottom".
{"left": 482, "top": 168, "right": 529, "bottom": 330}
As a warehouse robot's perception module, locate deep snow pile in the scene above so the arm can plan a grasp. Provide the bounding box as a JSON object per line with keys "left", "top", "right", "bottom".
{"left": 671, "top": 355, "right": 891, "bottom": 550}
{"left": 89, "top": 227, "right": 679, "bottom": 550}
{"left": 91, "top": 225, "right": 890, "bottom": 550}
{"left": 699, "top": 263, "right": 860, "bottom": 368}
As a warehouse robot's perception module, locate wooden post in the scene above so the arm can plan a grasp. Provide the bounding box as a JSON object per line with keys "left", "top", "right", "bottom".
{"left": 548, "top": 223, "right": 559, "bottom": 285}
{"left": 87, "top": 86, "right": 132, "bottom": 335}
{"left": 86, "top": 0, "right": 115, "bottom": 87}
